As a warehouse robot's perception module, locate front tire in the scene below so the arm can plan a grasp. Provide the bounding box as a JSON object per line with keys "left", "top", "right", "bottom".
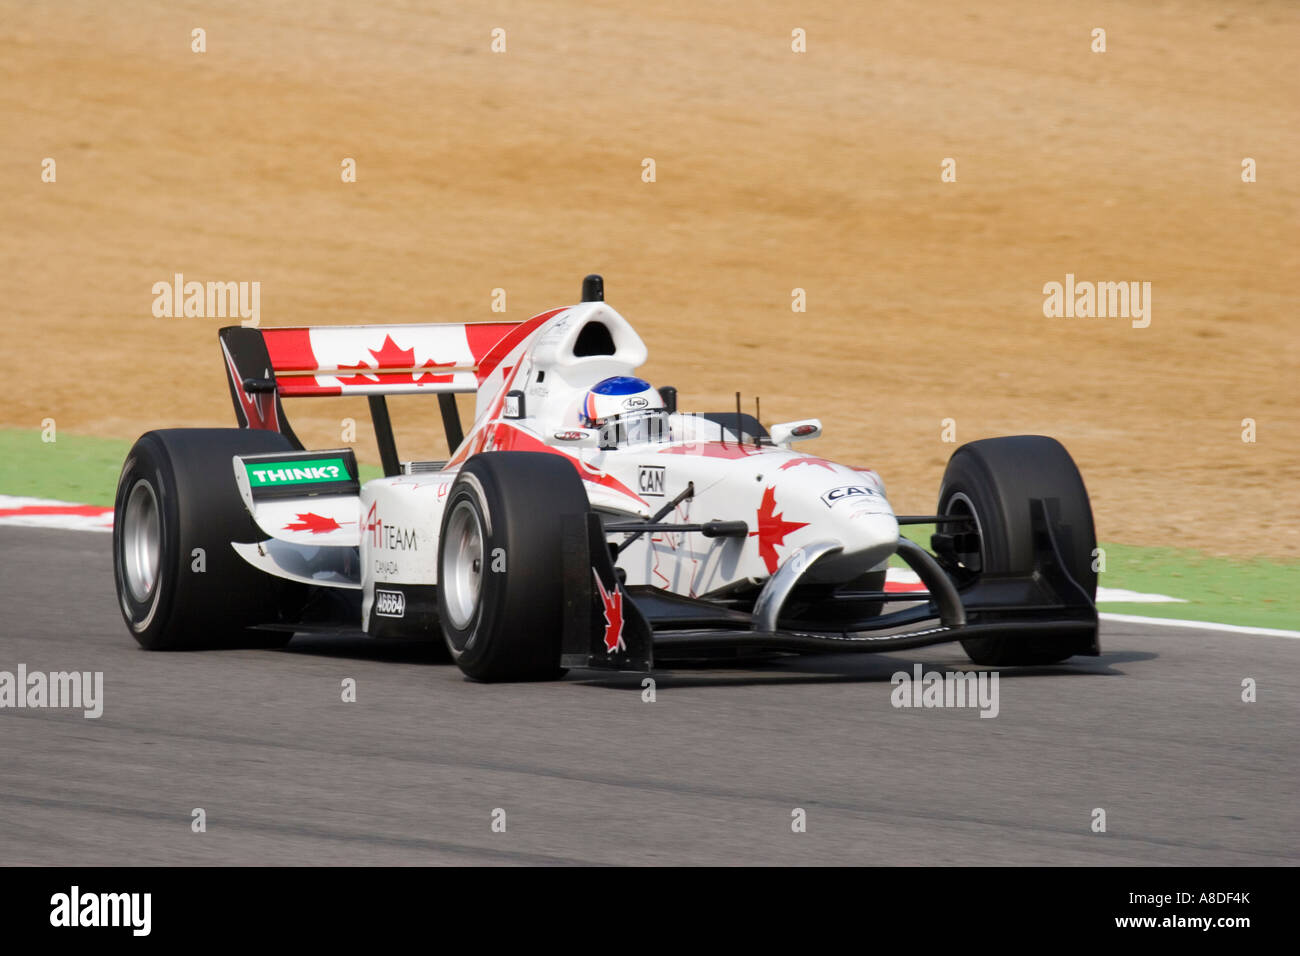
{"left": 937, "top": 435, "right": 1097, "bottom": 666}
{"left": 113, "top": 428, "right": 302, "bottom": 650}
{"left": 438, "top": 452, "right": 589, "bottom": 682}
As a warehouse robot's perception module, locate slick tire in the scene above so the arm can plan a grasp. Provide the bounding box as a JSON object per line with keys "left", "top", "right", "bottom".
{"left": 438, "top": 452, "right": 589, "bottom": 682}
{"left": 114, "top": 428, "right": 302, "bottom": 650}
{"left": 937, "top": 435, "right": 1097, "bottom": 666}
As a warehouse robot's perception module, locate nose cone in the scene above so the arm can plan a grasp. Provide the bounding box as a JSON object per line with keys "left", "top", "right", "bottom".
{"left": 772, "top": 473, "right": 898, "bottom": 582}
{"left": 760, "top": 461, "right": 901, "bottom": 583}
{"left": 809, "top": 510, "right": 900, "bottom": 582}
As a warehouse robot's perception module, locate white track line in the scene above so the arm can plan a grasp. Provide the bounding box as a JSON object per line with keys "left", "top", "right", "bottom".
{"left": 1095, "top": 586, "right": 1186, "bottom": 604}
{"left": 1100, "top": 612, "right": 1300, "bottom": 639}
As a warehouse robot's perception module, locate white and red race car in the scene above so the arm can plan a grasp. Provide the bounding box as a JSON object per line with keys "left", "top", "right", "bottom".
{"left": 113, "top": 276, "right": 1099, "bottom": 680}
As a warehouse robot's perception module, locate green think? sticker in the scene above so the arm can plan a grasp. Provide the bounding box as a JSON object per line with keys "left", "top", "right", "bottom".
{"left": 245, "top": 457, "right": 350, "bottom": 487}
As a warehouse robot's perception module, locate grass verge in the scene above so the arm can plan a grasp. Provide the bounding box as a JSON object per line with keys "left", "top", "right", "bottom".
{"left": 892, "top": 525, "right": 1298, "bottom": 631}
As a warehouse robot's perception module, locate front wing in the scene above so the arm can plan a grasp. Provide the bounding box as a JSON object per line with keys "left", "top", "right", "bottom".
{"left": 562, "top": 499, "right": 1099, "bottom": 671}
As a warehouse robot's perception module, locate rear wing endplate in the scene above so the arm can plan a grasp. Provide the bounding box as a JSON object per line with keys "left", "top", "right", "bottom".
{"left": 233, "top": 448, "right": 363, "bottom": 548}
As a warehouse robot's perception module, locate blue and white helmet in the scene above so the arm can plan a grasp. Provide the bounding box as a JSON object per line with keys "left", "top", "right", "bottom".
{"left": 580, "top": 376, "right": 669, "bottom": 446}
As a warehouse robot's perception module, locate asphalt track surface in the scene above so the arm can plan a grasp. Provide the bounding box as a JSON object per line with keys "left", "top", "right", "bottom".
{"left": 2, "top": 527, "right": 1295, "bottom": 866}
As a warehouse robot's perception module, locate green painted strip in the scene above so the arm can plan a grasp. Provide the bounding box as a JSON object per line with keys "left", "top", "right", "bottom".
{"left": 0, "top": 429, "right": 382, "bottom": 507}
{"left": 2, "top": 429, "right": 1295, "bottom": 630}
{"left": 1090, "top": 542, "right": 1298, "bottom": 631}
{"left": 0, "top": 429, "right": 132, "bottom": 507}
{"left": 896, "top": 524, "right": 1299, "bottom": 631}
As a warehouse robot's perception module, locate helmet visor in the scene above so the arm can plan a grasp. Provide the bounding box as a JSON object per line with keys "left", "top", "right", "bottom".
{"left": 598, "top": 409, "right": 670, "bottom": 448}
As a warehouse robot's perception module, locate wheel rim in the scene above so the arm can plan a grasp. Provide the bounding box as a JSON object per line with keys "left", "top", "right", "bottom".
{"left": 442, "top": 499, "right": 485, "bottom": 630}
{"left": 943, "top": 491, "right": 984, "bottom": 574}
{"left": 122, "top": 480, "right": 161, "bottom": 603}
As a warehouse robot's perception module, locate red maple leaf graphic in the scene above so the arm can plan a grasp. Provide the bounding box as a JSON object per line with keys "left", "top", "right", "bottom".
{"left": 337, "top": 335, "right": 455, "bottom": 386}
{"left": 778, "top": 457, "right": 837, "bottom": 471}
{"left": 593, "top": 570, "right": 626, "bottom": 654}
{"left": 283, "top": 512, "right": 342, "bottom": 534}
{"left": 658, "top": 441, "right": 761, "bottom": 460}
{"left": 749, "top": 486, "right": 809, "bottom": 574}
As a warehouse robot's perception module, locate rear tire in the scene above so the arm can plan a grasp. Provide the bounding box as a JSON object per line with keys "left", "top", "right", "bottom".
{"left": 113, "top": 428, "right": 302, "bottom": 650}
{"left": 937, "top": 435, "right": 1097, "bottom": 666}
{"left": 438, "top": 452, "right": 589, "bottom": 682}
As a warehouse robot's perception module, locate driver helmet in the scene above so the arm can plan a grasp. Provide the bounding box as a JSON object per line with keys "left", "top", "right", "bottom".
{"left": 580, "top": 376, "right": 670, "bottom": 447}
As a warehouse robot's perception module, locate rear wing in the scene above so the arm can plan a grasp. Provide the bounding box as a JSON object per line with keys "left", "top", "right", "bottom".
{"left": 219, "top": 321, "right": 523, "bottom": 474}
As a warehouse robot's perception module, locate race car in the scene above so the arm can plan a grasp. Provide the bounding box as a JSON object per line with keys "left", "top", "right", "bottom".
{"left": 113, "top": 275, "right": 1099, "bottom": 680}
